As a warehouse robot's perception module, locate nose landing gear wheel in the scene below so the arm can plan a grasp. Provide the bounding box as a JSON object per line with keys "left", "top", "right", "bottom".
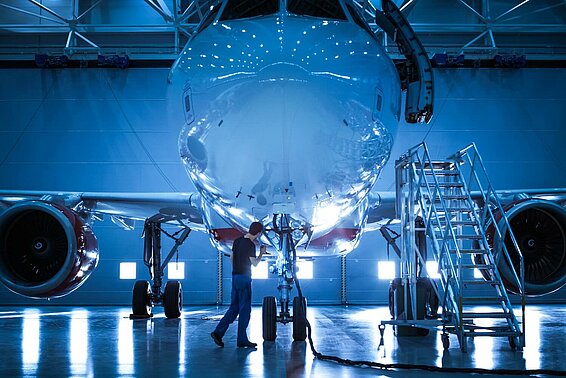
{"left": 292, "top": 296, "right": 307, "bottom": 341}
{"left": 164, "top": 280, "right": 182, "bottom": 319}
{"left": 262, "top": 296, "right": 277, "bottom": 341}
{"left": 132, "top": 280, "right": 153, "bottom": 318}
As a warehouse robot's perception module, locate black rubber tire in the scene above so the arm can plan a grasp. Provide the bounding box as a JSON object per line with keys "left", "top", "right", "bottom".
{"left": 132, "top": 280, "right": 152, "bottom": 317}
{"left": 292, "top": 296, "right": 307, "bottom": 341}
{"left": 442, "top": 333, "right": 450, "bottom": 350}
{"left": 262, "top": 296, "right": 277, "bottom": 341}
{"left": 508, "top": 336, "right": 517, "bottom": 350}
{"left": 164, "top": 281, "right": 182, "bottom": 319}
{"left": 427, "top": 280, "right": 440, "bottom": 318}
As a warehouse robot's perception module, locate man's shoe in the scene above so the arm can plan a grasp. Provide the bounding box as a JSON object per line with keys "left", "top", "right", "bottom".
{"left": 237, "top": 341, "right": 257, "bottom": 348}
{"left": 211, "top": 332, "right": 224, "bottom": 347}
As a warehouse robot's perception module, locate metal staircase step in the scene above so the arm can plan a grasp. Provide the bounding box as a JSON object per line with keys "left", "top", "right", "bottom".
{"left": 449, "top": 220, "right": 477, "bottom": 225}
{"left": 463, "top": 279, "right": 500, "bottom": 285}
{"left": 439, "top": 207, "right": 473, "bottom": 212}
{"left": 441, "top": 195, "right": 468, "bottom": 200}
{"left": 431, "top": 220, "right": 476, "bottom": 226}
{"left": 425, "top": 170, "right": 459, "bottom": 175}
{"left": 461, "top": 264, "right": 494, "bottom": 269}
{"left": 454, "top": 234, "right": 483, "bottom": 240}
{"left": 450, "top": 249, "right": 489, "bottom": 254}
{"left": 465, "top": 325, "right": 515, "bottom": 331}
{"left": 417, "top": 162, "right": 453, "bottom": 170}
{"left": 461, "top": 296, "right": 506, "bottom": 302}
{"left": 423, "top": 195, "right": 468, "bottom": 201}
{"left": 464, "top": 331, "right": 520, "bottom": 337}
{"left": 462, "top": 312, "right": 512, "bottom": 319}
{"left": 428, "top": 182, "right": 464, "bottom": 187}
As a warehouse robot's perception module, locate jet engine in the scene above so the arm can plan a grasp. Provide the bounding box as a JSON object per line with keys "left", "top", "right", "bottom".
{"left": 479, "top": 199, "right": 566, "bottom": 296}
{"left": 0, "top": 201, "right": 99, "bottom": 299}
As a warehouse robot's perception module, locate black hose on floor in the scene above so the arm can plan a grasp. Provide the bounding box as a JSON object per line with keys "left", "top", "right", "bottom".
{"left": 285, "top": 217, "right": 565, "bottom": 376}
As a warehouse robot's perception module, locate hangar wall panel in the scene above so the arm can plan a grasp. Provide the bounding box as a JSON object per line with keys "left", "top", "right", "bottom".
{"left": 0, "top": 67, "right": 565, "bottom": 306}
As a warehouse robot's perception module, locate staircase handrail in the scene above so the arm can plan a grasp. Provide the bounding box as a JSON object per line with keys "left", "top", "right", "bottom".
{"left": 449, "top": 143, "right": 525, "bottom": 297}
{"left": 403, "top": 143, "right": 464, "bottom": 320}
{"left": 449, "top": 143, "right": 525, "bottom": 338}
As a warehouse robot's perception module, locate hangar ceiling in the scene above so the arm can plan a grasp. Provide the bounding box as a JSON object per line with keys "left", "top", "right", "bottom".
{"left": 0, "top": 0, "right": 564, "bottom": 62}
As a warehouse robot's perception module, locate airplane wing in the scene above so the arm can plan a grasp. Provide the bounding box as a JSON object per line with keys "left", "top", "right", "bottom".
{"left": 2, "top": 187, "right": 564, "bottom": 231}
{"left": 0, "top": 190, "right": 205, "bottom": 230}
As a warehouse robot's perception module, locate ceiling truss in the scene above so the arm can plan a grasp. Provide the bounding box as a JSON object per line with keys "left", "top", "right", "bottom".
{"left": 0, "top": 0, "right": 564, "bottom": 61}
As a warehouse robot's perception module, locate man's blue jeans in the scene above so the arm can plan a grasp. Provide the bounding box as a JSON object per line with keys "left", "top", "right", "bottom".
{"left": 214, "top": 274, "right": 252, "bottom": 344}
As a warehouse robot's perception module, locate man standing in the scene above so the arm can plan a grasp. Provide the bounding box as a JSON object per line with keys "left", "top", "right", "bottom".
{"left": 211, "top": 221, "right": 267, "bottom": 348}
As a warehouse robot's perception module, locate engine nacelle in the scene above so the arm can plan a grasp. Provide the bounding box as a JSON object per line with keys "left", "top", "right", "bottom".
{"left": 0, "top": 201, "right": 99, "bottom": 299}
{"left": 482, "top": 199, "right": 566, "bottom": 296}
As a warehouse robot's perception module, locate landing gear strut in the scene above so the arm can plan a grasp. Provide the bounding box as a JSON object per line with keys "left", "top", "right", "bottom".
{"left": 130, "top": 216, "right": 191, "bottom": 319}
{"left": 261, "top": 213, "right": 308, "bottom": 341}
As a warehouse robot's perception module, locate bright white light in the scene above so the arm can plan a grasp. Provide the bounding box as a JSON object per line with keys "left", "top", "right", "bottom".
{"left": 426, "top": 261, "right": 441, "bottom": 279}
{"left": 297, "top": 261, "right": 313, "bottom": 279}
{"left": 312, "top": 203, "right": 341, "bottom": 226}
{"left": 378, "top": 261, "right": 396, "bottom": 280}
{"left": 117, "top": 310, "right": 134, "bottom": 376}
{"left": 70, "top": 310, "right": 89, "bottom": 376}
{"left": 474, "top": 268, "right": 484, "bottom": 279}
{"left": 168, "top": 262, "right": 185, "bottom": 280}
{"left": 252, "top": 261, "right": 268, "bottom": 279}
{"left": 120, "top": 262, "right": 136, "bottom": 280}
{"left": 22, "top": 310, "right": 40, "bottom": 370}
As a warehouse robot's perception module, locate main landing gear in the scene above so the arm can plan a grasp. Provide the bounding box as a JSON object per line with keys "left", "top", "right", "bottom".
{"left": 261, "top": 214, "right": 308, "bottom": 341}
{"left": 130, "top": 216, "right": 191, "bottom": 319}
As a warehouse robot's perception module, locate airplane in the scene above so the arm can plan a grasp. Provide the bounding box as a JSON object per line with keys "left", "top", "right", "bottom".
{"left": 0, "top": 0, "right": 565, "bottom": 342}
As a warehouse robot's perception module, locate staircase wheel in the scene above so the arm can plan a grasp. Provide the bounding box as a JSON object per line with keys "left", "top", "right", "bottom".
{"left": 164, "top": 281, "right": 182, "bottom": 319}
{"left": 292, "top": 296, "right": 307, "bottom": 341}
{"left": 427, "top": 282, "right": 439, "bottom": 317}
{"left": 508, "top": 336, "right": 517, "bottom": 350}
{"left": 262, "top": 296, "right": 277, "bottom": 341}
{"left": 441, "top": 333, "right": 450, "bottom": 350}
{"left": 132, "top": 280, "right": 153, "bottom": 317}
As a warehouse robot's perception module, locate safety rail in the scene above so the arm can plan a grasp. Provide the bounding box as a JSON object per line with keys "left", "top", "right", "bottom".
{"left": 449, "top": 143, "right": 526, "bottom": 341}
{"left": 397, "top": 143, "right": 465, "bottom": 337}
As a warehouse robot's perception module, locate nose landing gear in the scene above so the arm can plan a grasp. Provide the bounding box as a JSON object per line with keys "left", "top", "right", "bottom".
{"left": 261, "top": 213, "right": 308, "bottom": 342}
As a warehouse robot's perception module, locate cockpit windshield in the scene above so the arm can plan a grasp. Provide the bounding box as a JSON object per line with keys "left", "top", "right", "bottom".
{"left": 220, "top": 0, "right": 280, "bottom": 21}
{"left": 287, "top": 0, "right": 347, "bottom": 20}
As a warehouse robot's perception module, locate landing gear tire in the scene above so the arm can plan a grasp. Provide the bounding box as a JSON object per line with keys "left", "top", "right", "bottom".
{"left": 292, "top": 296, "right": 307, "bottom": 341}
{"left": 441, "top": 333, "right": 450, "bottom": 350}
{"left": 164, "top": 280, "right": 182, "bottom": 319}
{"left": 132, "top": 280, "right": 153, "bottom": 317}
{"left": 262, "top": 296, "right": 277, "bottom": 341}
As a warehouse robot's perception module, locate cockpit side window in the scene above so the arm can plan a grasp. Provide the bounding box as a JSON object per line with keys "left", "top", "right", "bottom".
{"left": 346, "top": 4, "right": 377, "bottom": 40}
{"left": 287, "top": 0, "right": 347, "bottom": 20}
{"left": 198, "top": 5, "right": 221, "bottom": 32}
{"left": 219, "top": 0, "right": 280, "bottom": 21}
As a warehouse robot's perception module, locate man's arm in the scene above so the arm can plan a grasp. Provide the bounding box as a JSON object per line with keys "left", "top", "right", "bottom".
{"left": 249, "top": 245, "right": 267, "bottom": 267}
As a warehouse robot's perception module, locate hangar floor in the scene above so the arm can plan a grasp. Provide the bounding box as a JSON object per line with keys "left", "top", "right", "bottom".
{"left": 0, "top": 305, "right": 564, "bottom": 377}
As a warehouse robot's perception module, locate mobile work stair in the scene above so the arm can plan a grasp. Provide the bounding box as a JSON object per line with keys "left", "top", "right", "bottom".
{"left": 383, "top": 143, "right": 525, "bottom": 352}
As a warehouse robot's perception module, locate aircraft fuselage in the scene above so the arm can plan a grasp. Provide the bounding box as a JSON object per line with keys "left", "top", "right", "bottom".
{"left": 172, "top": 9, "right": 401, "bottom": 255}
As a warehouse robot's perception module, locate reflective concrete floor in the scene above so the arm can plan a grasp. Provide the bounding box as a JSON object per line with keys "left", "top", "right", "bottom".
{"left": 0, "top": 305, "right": 564, "bottom": 377}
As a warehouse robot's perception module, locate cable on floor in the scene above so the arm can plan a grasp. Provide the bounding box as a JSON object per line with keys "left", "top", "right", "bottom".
{"left": 285, "top": 222, "right": 566, "bottom": 376}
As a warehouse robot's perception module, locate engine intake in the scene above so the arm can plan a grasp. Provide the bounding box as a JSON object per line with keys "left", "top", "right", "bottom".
{"left": 483, "top": 199, "right": 566, "bottom": 296}
{"left": 0, "top": 201, "right": 99, "bottom": 299}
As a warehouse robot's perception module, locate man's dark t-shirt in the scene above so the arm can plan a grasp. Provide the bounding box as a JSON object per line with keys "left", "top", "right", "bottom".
{"left": 232, "top": 236, "right": 256, "bottom": 276}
